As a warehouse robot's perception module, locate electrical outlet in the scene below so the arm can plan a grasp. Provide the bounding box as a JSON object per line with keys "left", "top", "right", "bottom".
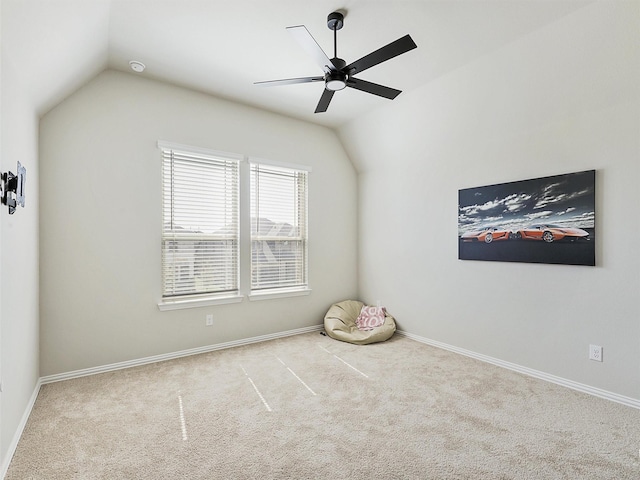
{"left": 589, "top": 344, "right": 603, "bottom": 362}
{"left": 205, "top": 314, "right": 214, "bottom": 326}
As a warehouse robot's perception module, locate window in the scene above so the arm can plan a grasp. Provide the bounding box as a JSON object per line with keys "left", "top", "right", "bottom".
{"left": 160, "top": 143, "right": 240, "bottom": 300}
{"left": 158, "top": 142, "right": 310, "bottom": 309}
{"left": 250, "top": 163, "right": 308, "bottom": 292}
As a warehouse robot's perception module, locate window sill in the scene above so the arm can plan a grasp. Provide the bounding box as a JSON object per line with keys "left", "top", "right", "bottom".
{"left": 158, "top": 294, "right": 244, "bottom": 311}
{"left": 248, "top": 287, "right": 312, "bottom": 302}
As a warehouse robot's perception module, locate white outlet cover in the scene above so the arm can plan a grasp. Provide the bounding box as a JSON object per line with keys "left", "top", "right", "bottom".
{"left": 589, "top": 344, "right": 603, "bottom": 362}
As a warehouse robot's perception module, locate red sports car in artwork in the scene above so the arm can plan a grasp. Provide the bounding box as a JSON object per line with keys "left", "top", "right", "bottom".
{"left": 460, "top": 226, "right": 511, "bottom": 244}
{"left": 515, "top": 224, "right": 590, "bottom": 243}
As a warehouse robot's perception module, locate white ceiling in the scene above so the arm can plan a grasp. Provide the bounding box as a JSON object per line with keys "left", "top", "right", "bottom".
{"left": 2, "top": 0, "right": 591, "bottom": 128}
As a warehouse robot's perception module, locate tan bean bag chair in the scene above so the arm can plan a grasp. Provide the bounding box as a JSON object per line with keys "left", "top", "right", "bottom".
{"left": 323, "top": 300, "right": 396, "bottom": 345}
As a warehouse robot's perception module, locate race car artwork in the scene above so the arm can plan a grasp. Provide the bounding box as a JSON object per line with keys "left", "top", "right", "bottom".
{"left": 460, "top": 226, "right": 511, "bottom": 244}
{"left": 514, "top": 224, "right": 590, "bottom": 243}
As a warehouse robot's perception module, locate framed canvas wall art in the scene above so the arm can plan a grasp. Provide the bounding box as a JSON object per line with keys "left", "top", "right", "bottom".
{"left": 458, "top": 170, "right": 595, "bottom": 266}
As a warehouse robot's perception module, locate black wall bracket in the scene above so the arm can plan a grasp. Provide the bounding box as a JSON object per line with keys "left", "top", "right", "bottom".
{"left": 1, "top": 162, "right": 26, "bottom": 214}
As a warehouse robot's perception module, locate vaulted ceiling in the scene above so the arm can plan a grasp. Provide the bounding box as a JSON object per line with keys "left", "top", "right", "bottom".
{"left": 2, "top": 0, "right": 590, "bottom": 128}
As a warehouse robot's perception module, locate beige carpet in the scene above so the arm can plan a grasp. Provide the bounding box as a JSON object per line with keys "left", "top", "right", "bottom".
{"left": 6, "top": 332, "right": 639, "bottom": 479}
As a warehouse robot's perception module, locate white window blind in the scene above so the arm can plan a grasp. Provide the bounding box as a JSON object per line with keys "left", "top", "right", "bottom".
{"left": 250, "top": 163, "right": 308, "bottom": 291}
{"left": 161, "top": 145, "right": 239, "bottom": 298}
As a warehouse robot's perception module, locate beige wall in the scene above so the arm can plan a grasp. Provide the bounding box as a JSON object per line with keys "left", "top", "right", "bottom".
{"left": 39, "top": 70, "right": 358, "bottom": 376}
{"left": 0, "top": 37, "right": 40, "bottom": 468}
{"left": 339, "top": 1, "right": 640, "bottom": 400}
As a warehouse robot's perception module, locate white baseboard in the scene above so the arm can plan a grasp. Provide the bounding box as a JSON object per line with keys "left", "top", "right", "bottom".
{"left": 1, "top": 379, "right": 42, "bottom": 480}
{"left": 397, "top": 330, "right": 640, "bottom": 410}
{"left": 40, "top": 324, "right": 322, "bottom": 385}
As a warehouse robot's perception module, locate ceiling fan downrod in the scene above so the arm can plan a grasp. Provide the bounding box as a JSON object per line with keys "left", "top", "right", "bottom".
{"left": 327, "top": 11, "right": 343, "bottom": 58}
{"left": 325, "top": 11, "right": 347, "bottom": 91}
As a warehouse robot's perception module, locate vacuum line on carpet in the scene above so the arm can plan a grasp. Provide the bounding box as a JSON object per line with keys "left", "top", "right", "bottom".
{"left": 317, "top": 344, "right": 369, "bottom": 378}
{"left": 177, "top": 394, "right": 188, "bottom": 441}
{"left": 241, "top": 365, "right": 272, "bottom": 412}
{"left": 274, "top": 356, "right": 317, "bottom": 396}
{"left": 333, "top": 355, "right": 369, "bottom": 378}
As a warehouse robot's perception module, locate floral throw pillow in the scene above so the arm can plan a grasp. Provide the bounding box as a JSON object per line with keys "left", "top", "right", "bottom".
{"left": 355, "top": 305, "right": 386, "bottom": 331}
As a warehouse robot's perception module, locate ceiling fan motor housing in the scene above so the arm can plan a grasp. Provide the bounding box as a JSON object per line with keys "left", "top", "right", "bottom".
{"left": 325, "top": 56, "right": 348, "bottom": 90}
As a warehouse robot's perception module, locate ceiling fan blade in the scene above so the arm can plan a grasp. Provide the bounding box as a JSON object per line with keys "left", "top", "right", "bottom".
{"left": 346, "top": 34, "right": 417, "bottom": 76}
{"left": 347, "top": 78, "right": 401, "bottom": 99}
{"left": 314, "top": 89, "right": 335, "bottom": 113}
{"left": 287, "top": 25, "right": 338, "bottom": 73}
{"left": 255, "top": 76, "right": 324, "bottom": 87}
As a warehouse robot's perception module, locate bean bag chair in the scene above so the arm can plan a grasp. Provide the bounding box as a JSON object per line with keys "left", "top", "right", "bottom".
{"left": 323, "top": 300, "right": 396, "bottom": 345}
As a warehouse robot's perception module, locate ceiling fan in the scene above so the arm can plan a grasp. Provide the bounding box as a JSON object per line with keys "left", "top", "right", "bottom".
{"left": 255, "top": 11, "right": 417, "bottom": 113}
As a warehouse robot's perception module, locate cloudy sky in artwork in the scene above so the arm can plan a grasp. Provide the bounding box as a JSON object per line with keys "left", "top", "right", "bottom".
{"left": 458, "top": 171, "right": 595, "bottom": 235}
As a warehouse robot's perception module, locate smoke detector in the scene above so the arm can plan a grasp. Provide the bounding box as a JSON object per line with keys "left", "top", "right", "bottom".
{"left": 129, "top": 61, "right": 146, "bottom": 73}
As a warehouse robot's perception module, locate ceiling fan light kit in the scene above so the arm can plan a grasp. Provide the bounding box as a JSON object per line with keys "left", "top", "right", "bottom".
{"left": 255, "top": 11, "right": 417, "bottom": 113}
{"left": 325, "top": 71, "right": 347, "bottom": 91}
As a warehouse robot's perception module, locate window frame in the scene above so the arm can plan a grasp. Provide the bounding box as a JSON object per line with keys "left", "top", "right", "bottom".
{"left": 158, "top": 142, "right": 243, "bottom": 310}
{"left": 249, "top": 161, "right": 309, "bottom": 295}
{"left": 157, "top": 144, "right": 311, "bottom": 311}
